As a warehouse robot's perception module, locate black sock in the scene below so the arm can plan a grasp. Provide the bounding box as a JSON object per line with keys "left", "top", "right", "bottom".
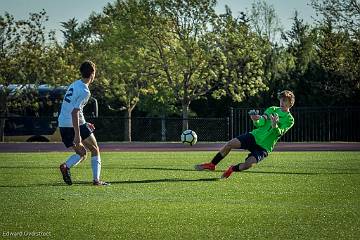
{"left": 211, "top": 152, "right": 224, "bottom": 165}
{"left": 232, "top": 164, "right": 241, "bottom": 172}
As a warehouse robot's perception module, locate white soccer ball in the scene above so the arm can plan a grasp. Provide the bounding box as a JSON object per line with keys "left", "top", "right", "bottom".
{"left": 181, "top": 129, "right": 198, "bottom": 146}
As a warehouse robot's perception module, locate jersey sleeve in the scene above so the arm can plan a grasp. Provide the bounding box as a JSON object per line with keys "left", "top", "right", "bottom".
{"left": 72, "top": 89, "right": 90, "bottom": 109}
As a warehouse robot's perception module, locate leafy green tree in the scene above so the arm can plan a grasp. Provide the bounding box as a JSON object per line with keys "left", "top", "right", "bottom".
{"left": 61, "top": 18, "right": 80, "bottom": 47}
{"left": 85, "top": 0, "right": 160, "bottom": 141}
{"left": 281, "top": 12, "right": 317, "bottom": 105}
{"left": 242, "top": 0, "right": 285, "bottom": 106}
{"left": 0, "top": 10, "right": 52, "bottom": 141}
{"left": 0, "top": 10, "right": 81, "bottom": 141}
{"left": 248, "top": 0, "right": 283, "bottom": 43}
{"left": 211, "top": 7, "right": 269, "bottom": 102}
{"left": 312, "top": 18, "right": 359, "bottom": 104}
{"left": 137, "top": 0, "right": 219, "bottom": 130}
{"left": 133, "top": 0, "right": 268, "bottom": 130}
{"left": 311, "top": 0, "right": 360, "bottom": 34}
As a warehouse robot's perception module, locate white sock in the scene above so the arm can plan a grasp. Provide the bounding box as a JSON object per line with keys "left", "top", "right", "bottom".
{"left": 65, "top": 154, "right": 82, "bottom": 168}
{"left": 91, "top": 155, "right": 101, "bottom": 181}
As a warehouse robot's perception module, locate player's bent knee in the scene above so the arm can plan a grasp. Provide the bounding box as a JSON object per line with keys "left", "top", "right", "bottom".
{"left": 79, "top": 151, "right": 87, "bottom": 159}
{"left": 225, "top": 140, "right": 233, "bottom": 148}
{"left": 227, "top": 138, "right": 241, "bottom": 149}
{"left": 75, "top": 146, "right": 87, "bottom": 158}
{"left": 89, "top": 145, "right": 100, "bottom": 156}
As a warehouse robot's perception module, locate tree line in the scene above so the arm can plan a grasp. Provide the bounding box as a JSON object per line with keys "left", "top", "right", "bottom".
{"left": 1, "top": 0, "right": 359, "bottom": 141}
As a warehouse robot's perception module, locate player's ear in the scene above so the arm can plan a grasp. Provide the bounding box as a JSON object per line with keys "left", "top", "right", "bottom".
{"left": 262, "top": 114, "right": 268, "bottom": 120}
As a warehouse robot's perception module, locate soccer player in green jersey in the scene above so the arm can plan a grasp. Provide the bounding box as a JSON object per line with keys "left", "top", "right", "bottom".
{"left": 195, "top": 90, "right": 295, "bottom": 179}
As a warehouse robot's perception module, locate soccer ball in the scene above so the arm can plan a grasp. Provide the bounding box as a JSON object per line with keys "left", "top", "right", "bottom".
{"left": 181, "top": 129, "right": 198, "bottom": 146}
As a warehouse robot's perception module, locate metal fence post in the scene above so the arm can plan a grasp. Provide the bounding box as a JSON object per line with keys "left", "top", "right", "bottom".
{"left": 229, "top": 107, "right": 234, "bottom": 139}
{"left": 328, "top": 107, "right": 331, "bottom": 141}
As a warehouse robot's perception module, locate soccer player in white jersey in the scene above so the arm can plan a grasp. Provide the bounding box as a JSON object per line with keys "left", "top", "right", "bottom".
{"left": 58, "top": 60, "right": 109, "bottom": 186}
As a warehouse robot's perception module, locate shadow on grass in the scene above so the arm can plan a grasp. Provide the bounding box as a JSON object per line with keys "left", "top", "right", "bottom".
{"left": 245, "top": 170, "right": 360, "bottom": 175}
{"left": 108, "top": 177, "right": 220, "bottom": 185}
{"left": 0, "top": 177, "right": 220, "bottom": 188}
{"left": 125, "top": 166, "right": 360, "bottom": 175}
{"left": 125, "top": 166, "right": 223, "bottom": 173}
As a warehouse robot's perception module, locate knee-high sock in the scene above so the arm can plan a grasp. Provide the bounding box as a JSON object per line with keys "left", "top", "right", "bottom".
{"left": 91, "top": 155, "right": 101, "bottom": 181}
{"left": 65, "top": 154, "right": 82, "bottom": 168}
{"left": 211, "top": 152, "right": 225, "bottom": 165}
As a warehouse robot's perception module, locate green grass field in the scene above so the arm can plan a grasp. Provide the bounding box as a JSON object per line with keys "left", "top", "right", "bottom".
{"left": 0, "top": 151, "right": 359, "bottom": 239}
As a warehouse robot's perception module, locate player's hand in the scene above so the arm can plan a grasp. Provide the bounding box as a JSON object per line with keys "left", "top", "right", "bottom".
{"left": 73, "top": 135, "right": 82, "bottom": 147}
{"left": 249, "top": 109, "right": 260, "bottom": 121}
{"left": 88, "top": 123, "right": 95, "bottom": 132}
{"left": 250, "top": 115, "right": 261, "bottom": 121}
{"left": 270, "top": 113, "right": 279, "bottom": 127}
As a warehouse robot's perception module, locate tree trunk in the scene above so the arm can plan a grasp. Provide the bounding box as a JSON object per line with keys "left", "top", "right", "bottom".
{"left": 124, "top": 109, "right": 132, "bottom": 142}
{"left": 182, "top": 103, "right": 189, "bottom": 131}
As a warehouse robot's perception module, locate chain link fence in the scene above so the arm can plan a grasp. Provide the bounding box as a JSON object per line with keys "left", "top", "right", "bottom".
{"left": 91, "top": 117, "right": 229, "bottom": 141}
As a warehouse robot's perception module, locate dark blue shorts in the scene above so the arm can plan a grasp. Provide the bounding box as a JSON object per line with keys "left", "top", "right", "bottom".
{"left": 59, "top": 123, "right": 93, "bottom": 148}
{"left": 236, "top": 133, "right": 268, "bottom": 162}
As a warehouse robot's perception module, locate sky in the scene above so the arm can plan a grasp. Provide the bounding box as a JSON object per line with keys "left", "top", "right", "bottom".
{"left": 1, "top": 0, "right": 316, "bottom": 41}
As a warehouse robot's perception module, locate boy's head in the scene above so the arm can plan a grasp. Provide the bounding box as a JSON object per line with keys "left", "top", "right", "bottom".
{"left": 80, "top": 60, "right": 96, "bottom": 79}
{"left": 278, "top": 90, "right": 295, "bottom": 109}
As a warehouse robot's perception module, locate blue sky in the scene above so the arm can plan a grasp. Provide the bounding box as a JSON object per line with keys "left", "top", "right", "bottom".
{"left": 1, "top": 0, "right": 316, "bottom": 41}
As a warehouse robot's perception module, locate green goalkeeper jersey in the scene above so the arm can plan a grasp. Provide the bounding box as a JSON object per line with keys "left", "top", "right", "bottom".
{"left": 250, "top": 106, "right": 294, "bottom": 152}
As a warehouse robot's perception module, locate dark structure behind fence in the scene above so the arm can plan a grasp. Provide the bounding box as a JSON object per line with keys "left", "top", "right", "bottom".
{"left": 2, "top": 107, "right": 360, "bottom": 142}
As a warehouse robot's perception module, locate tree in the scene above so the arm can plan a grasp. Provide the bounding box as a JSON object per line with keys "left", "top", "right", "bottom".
{"left": 86, "top": 0, "right": 160, "bottom": 141}
{"left": 281, "top": 12, "right": 317, "bottom": 106}
{"left": 0, "top": 10, "right": 81, "bottom": 141}
{"left": 0, "top": 10, "right": 53, "bottom": 141}
{"left": 136, "top": 0, "right": 219, "bottom": 130}
{"left": 245, "top": 0, "right": 286, "bottom": 106}
{"left": 248, "top": 0, "right": 283, "bottom": 43}
{"left": 210, "top": 7, "right": 269, "bottom": 103}
{"left": 135, "top": 0, "right": 268, "bottom": 130}
{"left": 310, "top": 0, "right": 360, "bottom": 105}
{"left": 61, "top": 18, "right": 79, "bottom": 47}
{"left": 312, "top": 18, "right": 359, "bottom": 104}
{"left": 311, "top": 0, "right": 360, "bottom": 34}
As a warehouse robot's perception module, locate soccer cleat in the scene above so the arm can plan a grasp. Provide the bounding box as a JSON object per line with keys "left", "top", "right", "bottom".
{"left": 194, "top": 162, "right": 216, "bottom": 171}
{"left": 59, "top": 163, "right": 72, "bottom": 185}
{"left": 221, "top": 165, "right": 235, "bottom": 179}
{"left": 93, "top": 180, "right": 111, "bottom": 186}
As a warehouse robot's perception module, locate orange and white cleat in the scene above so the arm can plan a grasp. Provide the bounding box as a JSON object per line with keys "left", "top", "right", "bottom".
{"left": 221, "top": 166, "right": 235, "bottom": 179}
{"left": 194, "top": 162, "right": 216, "bottom": 171}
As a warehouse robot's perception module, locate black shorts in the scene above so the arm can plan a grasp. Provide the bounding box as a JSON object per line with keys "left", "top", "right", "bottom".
{"left": 236, "top": 133, "right": 268, "bottom": 162}
{"left": 59, "top": 123, "right": 93, "bottom": 148}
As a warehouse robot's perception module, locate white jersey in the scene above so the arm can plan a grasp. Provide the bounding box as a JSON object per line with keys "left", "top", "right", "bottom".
{"left": 58, "top": 80, "right": 91, "bottom": 127}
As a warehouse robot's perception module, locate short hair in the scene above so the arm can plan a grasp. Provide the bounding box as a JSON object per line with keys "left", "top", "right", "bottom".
{"left": 278, "top": 90, "right": 295, "bottom": 107}
{"left": 80, "top": 60, "right": 96, "bottom": 78}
